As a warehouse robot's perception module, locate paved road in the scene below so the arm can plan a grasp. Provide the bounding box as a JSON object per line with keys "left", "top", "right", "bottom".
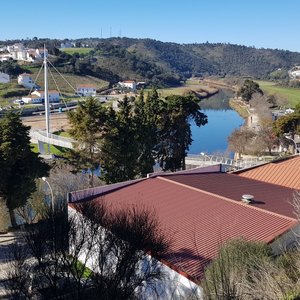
{"left": 0, "top": 232, "right": 20, "bottom": 298}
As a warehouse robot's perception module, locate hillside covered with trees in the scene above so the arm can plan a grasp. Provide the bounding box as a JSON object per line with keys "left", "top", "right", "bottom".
{"left": 1, "top": 37, "right": 300, "bottom": 87}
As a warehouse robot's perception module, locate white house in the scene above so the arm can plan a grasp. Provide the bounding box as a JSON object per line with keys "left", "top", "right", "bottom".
{"left": 0, "top": 72, "right": 10, "bottom": 84}
{"left": 291, "top": 70, "right": 300, "bottom": 79}
{"left": 32, "top": 90, "right": 60, "bottom": 103}
{"left": 76, "top": 84, "right": 97, "bottom": 96}
{"left": 18, "top": 73, "right": 38, "bottom": 89}
{"left": 118, "top": 80, "right": 136, "bottom": 91}
{"left": 22, "top": 95, "right": 44, "bottom": 104}
{"left": 35, "top": 48, "right": 48, "bottom": 60}
{"left": 60, "top": 41, "right": 74, "bottom": 48}
{"left": 7, "top": 43, "right": 25, "bottom": 52}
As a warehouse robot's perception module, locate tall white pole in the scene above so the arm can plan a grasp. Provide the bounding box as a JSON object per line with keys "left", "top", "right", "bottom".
{"left": 44, "top": 45, "right": 50, "bottom": 152}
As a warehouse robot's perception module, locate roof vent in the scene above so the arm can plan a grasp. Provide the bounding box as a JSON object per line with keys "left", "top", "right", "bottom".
{"left": 241, "top": 194, "right": 254, "bottom": 204}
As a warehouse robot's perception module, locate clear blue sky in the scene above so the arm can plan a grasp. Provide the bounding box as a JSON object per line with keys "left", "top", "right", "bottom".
{"left": 1, "top": 0, "right": 299, "bottom": 52}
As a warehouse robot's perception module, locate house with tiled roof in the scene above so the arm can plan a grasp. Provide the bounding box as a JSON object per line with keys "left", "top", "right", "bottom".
{"left": 68, "top": 164, "right": 299, "bottom": 299}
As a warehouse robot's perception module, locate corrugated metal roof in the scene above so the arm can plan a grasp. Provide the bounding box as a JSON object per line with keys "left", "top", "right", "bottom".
{"left": 235, "top": 156, "right": 300, "bottom": 189}
{"left": 167, "top": 173, "right": 297, "bottom": 218}
{"left": 80, "top": 176, "right": 297, "bottom": 281}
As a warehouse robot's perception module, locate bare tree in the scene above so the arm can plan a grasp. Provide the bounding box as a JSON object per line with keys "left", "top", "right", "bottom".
{"left": 251, "top": 93, "right": 273, "bottom": 122}
{"left": 6, "top": 200, "right": 170, "bottom": 299}
{"left": 228, "top": 127, "right": 256, "bottom": 159}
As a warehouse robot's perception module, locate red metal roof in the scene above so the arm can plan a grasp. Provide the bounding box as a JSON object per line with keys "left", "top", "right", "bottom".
{"left": 166, "top": 173, "right": 297, "bottom": 218}
{"left": 235, "top": 156, "right": 300, "bottom": 189}
{"left": 76, "top": 176, "right": 297, "bottom": 281}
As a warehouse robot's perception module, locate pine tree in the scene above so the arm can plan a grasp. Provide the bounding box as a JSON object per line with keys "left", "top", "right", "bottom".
{"left": 134, "top": 90, "right": 161, "bottom": 177}
{"left": 0, "top": 113, "right": 49, "bottom": 226}
{"left": 156, "top": 95, "right": 207, "bottom": 171}
{"left": 68, "top": 97, "right": 107, "bottom": 187}
{"left": 101, "top": 96, "right": 139, "bottom": 183}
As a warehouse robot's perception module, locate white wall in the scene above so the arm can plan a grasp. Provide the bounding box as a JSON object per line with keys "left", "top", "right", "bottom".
{"left": 271, "top": 223, "right": 300, "bottom": 255}
{"left": 68, "top": 207, "right": 203, "bottom": 300}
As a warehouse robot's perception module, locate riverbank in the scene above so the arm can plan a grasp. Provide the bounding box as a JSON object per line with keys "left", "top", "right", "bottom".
{"left": 157, "top": 78, "right": 219, "bottom": 99}
{"left": 229, "top": 98, "right": 250, "bottom": 119}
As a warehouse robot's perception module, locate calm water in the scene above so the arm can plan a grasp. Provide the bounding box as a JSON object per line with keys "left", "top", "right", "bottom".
{"left": 189, "top": 90, "right": 244, "bottom": 157}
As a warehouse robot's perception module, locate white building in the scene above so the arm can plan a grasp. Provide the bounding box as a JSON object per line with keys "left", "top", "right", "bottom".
{"left": 32, "top": 90, "right": 60, "bottom": 103}
{"left": 118, "top": 80, "right": 137, "bottom": 91}
{"left": 291, "top": 70, "right": 300, "bottom": 79}
{"left": 60, "top": 41, "right": 74, "bottom": 48}
{"left": 22, "top": 95, "right": 44, "bottom": 104}
{"left": 0, "top": 72, "right": 10, "bottom": 84}
{"left": 7, "top": 43, "right": 25, "bottom": 52}
{"left": 76, "top": 84, "right": 97, "bottom": 96}
{"left": 18, "top": 73, "right": 37, "bottom": 89}
{"left": 35, "top": 48, "right": 48, "bottom": 60}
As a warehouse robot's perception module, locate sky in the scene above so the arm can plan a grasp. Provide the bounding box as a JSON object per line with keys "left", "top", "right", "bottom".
{"left": 1, "top": 0, "right": 300, "bottom": 52}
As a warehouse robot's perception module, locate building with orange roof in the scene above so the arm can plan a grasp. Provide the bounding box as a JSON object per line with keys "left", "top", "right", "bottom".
{"left": 68, "top": 164, "right": 300, "bottom": 299}
{"left": 234, "top": 155, "right": 300, "bottom": 189}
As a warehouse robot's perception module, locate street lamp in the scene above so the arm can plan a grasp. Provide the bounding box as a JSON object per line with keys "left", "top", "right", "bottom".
{"left": 200, "top": 152, "right": 211, "bottom": 166}
{"left": 42, "top": 177, "right": 54, "bottom": 212}
{"left": 284, "top": 134, "right": 298, "bottom": 155}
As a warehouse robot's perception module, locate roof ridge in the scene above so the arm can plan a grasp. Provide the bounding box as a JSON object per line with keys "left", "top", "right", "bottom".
{"left": 157, "top": 176, "right": 298, "bottom": 222}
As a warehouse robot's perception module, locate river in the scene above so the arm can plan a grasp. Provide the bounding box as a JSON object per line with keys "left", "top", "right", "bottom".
{"left": 189, "top": 90, "right": 244, "bottom": 157}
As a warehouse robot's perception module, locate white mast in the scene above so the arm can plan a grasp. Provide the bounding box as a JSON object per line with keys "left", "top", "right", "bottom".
{"left": 44, "top": 44, "right": 50, "bottom": 152}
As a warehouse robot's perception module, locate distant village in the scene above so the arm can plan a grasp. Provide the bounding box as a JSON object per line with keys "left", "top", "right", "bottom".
{"left": 0, "top": 42, "right": 146, "bottom": 105}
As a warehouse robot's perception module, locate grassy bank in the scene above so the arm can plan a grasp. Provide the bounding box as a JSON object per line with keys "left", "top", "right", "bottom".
{"left": 229, "top": 99, "right": 250, "bottom": 119}
{"left": 155, "top": 79, "right": 218, "bottom": 98}
{"left": 256, "top": 80, "right": 300, "bottom": 107}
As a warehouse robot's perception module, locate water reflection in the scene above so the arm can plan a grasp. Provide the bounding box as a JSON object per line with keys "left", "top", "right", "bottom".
{"left": 189, "top": 90, "right": 244, "bottom": 157}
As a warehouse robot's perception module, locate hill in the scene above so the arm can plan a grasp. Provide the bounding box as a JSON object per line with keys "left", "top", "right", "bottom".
{"left": 2, "top": 37, "right": 300, "bottom": 87}
{"left": 73, "top": 37, "right": 300, "bottom": 81}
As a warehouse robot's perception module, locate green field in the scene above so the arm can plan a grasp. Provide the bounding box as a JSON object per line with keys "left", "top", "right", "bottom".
{"left": 60, "top": 48, "right": 94, "bottom": 55}
{"left": 256, "top": 80, "right": 300, "bottom": 107}
{"left": 22, "top": 65, "right": 109, "bottom": 95}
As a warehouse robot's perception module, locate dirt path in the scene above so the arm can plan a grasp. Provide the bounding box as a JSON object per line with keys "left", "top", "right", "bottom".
{"left": 22, "top": 113, "right": 70, "bottom": 132}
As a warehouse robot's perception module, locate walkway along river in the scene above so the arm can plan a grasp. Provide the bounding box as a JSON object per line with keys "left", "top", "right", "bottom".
{"left": 189, "top": 89, "right": 244, "bottom": 157}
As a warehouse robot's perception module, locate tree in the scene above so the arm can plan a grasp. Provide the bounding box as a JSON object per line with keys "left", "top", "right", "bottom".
{"left": 134, "top": 89, "right": 161, "bottom": 177}
{"left": 7, "top": 201, "right": 170, "bottom": 299}
{"left": 156, "top": 95, "right": 207, "bottom": 171}
{"left": 256, "top": 121, "right": 279, "bottom": 155}
{"left": 237, "top": 79, "right": 263, "bottom": 102}
{"left": 273, "top": 112, "right": 300, "bottom": 153}
{"left": 0, "top": 113, "right": 49, "bottom": 227}
{"left": 68, "top": 97, "right": 108, "bottom": 187}
{"left": 228, "top": 127, "right": 256, "bottom": 158}
{"left": 101, "top": 96, "right": 140, "bottom": 183}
